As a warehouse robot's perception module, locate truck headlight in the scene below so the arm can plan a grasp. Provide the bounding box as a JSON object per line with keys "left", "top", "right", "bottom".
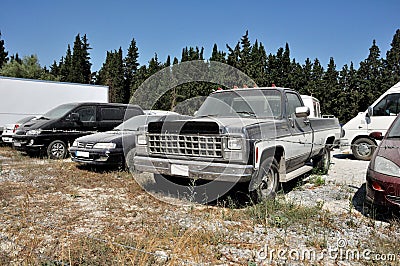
{"left": 26, "top": 129, "right": 42, "bottom": 135}
{"left": 374, "top": 156, "right": 400, "bottom": 177}
{"left": 137, "top": 134, "right": 147, "bottom": 145}
{"left": 227, "top": 137, "right": 243, "bottom": 150}
{"left": 93, "top": 143, "right": 116, "bottom": 149}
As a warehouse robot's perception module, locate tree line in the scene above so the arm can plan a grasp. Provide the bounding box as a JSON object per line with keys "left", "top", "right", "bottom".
{"left": 0, "top": 29, "right": 399, "bottom": 123}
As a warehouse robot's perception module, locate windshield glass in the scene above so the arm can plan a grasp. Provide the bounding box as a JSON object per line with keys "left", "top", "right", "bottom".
{"left": 195, "top": 89, "right": 282, "bottom": 118}
{"left": 115, "top": 115, "right": 162, "bottom": 131}
{"left": 42, "top": 103, "right": 78, "bottom": 120}
{"left": 387, "top": 116, "right": 400, "bottom": 138}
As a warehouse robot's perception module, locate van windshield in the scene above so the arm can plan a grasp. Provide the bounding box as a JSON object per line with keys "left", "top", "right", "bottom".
{"left": 40, "top": 103, "right": 79, "bottom": 120}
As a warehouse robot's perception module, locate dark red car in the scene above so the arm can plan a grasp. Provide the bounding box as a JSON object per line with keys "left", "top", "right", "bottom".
{"left": 366, "top": 114, "right": 400, "bottom": 210}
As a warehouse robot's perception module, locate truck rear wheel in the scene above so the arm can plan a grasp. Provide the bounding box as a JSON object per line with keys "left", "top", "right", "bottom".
{"left": 47, "top": 140, "right": 67, "bottom": 159}
{"left": 352, "top": 138, "right": 376, "bottom": 161}
{"left": 313, "top": 147, "right": 331, "bottom": 174}
{"left": 250, "top": 158, "right": 280, "bottom": 202}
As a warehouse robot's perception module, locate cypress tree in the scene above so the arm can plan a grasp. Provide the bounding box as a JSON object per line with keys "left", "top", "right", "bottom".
{"left": 60, "top": 45, "right": 72, "bottom": 82}
{"left": 0, "top": 31, "right": 9, "bottom": 69}
{"left": 383, "top": 29, "right": 400, "bottom": 88}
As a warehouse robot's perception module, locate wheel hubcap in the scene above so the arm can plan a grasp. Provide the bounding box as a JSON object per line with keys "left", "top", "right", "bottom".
{"left": 51, "top": 143, "right": 65, "bottom": 158}
{"left": 357, "top": 143, "right": 371, "bottom": 156}
{"left": 260, "top": 168, "right": 276, "bottom": 197}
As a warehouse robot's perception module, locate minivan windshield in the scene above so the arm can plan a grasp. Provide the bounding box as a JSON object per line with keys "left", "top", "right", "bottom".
{"left": 41, "top": 103, "right": 79, "bottom": 120}
{"left": 195, "top": 89, "right": 282, "bottom": 118}
{"left": 387, "top": 116, "right": 400, "bottom": 138}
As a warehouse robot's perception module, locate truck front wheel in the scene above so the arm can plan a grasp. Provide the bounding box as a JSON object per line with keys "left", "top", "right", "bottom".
{"left": 352, "top": 138, "right": 376, "bottom": 161}
{"left": 250, "top": 158, "right": 280, "bottom": 202}
{"left": 47, "top": 140, "right": 67, "bottom": 159}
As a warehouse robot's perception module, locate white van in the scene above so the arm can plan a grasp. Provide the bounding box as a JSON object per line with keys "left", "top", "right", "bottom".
{"left": 340, "top": 81, "right": 400, "bottom": 160}
{"left": 301, "top": 95, "right": 321, "bottom": 118}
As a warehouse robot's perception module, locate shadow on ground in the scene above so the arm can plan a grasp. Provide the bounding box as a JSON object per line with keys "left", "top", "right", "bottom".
{"left": 352, "top": 183, "right": 400, "bottom": 222}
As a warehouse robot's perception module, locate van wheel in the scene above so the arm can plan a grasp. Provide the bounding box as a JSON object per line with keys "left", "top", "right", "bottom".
{"left": 47, "top": 140, "right": 67, "bottom": 159}
{"left": 250, "top": 158, "right": 280, "bottom": 202}
{"left": 352, "top": 138, "right": 376, "bottom": 161}
{"left": 313, "top": 147, "right": 331, "bottom": 174}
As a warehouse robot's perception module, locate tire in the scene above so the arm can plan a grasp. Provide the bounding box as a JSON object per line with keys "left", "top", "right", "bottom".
{"left": 47, "top": 140, "right": 68, "bottom": 159}
{"left": 250, "top": 158, "right": 280, "bottom": 202}
{"left": 352, "top": 137, "right": 376, "bottom": 161}
{"left": 313, "top": 147, "right": 331, "bottom": 175}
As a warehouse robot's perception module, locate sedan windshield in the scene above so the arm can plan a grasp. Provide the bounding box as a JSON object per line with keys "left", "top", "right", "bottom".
{"left": 195, "top": 89, "right": 282, "bottom": 118}
{"left": 41, "top": 103, "right": 79, "bottom": 120}
{"left": 387, "top": 116, "right": 400, "bottom": 138}
{"left": 115, "top": 115, "right": 162, "bottom": 131}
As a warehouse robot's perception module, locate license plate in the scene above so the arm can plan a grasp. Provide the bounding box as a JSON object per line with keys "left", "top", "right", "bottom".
{"left": 2, "top": 137, "right": 12, "bottom": 142}
{"left": 13, "top": 142, "right": 21, "bottom": 147}
{"left": 76, "top": 151, "right": 90, "bottom": 158}
{"left": 171, "top": 164, "right": 189, "bottom": 177}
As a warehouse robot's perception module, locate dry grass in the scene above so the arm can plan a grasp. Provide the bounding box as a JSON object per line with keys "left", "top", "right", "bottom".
{"left": 1, "top": 146, "right": 400, "bottom": 265}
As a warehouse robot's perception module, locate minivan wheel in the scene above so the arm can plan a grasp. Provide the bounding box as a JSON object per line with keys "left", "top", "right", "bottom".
{"left": 352, "top": 138, "right": 376, "bottom": 161}
{"left": 47, "top": 140, "right": 67, "bottom": 159}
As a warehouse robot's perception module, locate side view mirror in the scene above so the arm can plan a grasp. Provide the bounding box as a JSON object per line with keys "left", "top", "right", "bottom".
{"left": 369, "top": 131, "right": 383, "bottom": 140}
{"left": 295, "top": 106, "right": 310, "bottom": 118}
{"left": 69, "top": 113, "right": 80, "bottom": 122}
{"left": 367, "top": 106, "right": 373, "bottom": 117}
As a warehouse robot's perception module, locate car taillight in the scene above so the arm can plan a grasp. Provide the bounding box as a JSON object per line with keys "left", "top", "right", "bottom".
{"left": 13, "top": 124, "right": 20, "bottom": 133}
{"left": 372, "top": 181, "right": 384, "bottom": 192}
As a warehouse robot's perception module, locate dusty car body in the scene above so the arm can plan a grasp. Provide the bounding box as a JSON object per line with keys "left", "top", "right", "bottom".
{"left": 366, "top": 114, "right": 400, "bottom": 210}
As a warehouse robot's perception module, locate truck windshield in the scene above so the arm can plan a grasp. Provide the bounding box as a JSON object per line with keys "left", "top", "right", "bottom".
{"left": 195, "top": 89, "right": 282, "bottom": 118}
{"left": 387, "top": 116, "right": 400, "bottom": 138}
{"left": 41, "top": 103, "right": 79, "bottom": 120}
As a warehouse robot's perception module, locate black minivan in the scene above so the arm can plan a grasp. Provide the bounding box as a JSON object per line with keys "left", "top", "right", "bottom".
{"left": 13, "top": 102, "right": 143, "bottom": 159}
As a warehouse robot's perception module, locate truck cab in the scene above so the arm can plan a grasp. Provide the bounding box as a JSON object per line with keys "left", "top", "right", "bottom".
{"left": 340, "top": 81, "right": 400, "bottom": 160}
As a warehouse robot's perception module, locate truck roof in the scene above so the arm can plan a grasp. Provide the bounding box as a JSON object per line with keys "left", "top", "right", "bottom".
{"left": 212, "top": 87, "right": 297, "bottom": 94}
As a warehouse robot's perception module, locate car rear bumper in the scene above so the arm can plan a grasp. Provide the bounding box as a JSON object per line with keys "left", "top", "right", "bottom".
{"left": 134, "top": 155, "right": 254, "bottom": 183}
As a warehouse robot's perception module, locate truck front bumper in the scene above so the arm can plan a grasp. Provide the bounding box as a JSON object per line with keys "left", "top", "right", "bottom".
{"left": 134, "top": 156, "right": 254, "bottom": 183}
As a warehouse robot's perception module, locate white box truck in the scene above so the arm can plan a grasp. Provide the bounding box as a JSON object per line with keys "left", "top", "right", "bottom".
{"left": 340, "top": 81, "right": 400, "bottom": 160}
{"left": 0, "top": 76, "right": 109, "bottom": 138}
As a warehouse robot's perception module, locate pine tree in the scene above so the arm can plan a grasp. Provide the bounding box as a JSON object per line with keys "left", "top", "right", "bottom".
{"left": 0, "top": 31, "right": 9, "bottom": 69}
{"left": 238, "top": 30, "right": 252, "bottom": 76}
{"left": 322, "top": 57, "right": 340, "bottom": 116}
{"left": 81, "top": 34, "right": 92, "bottom": 83}
{"left": 357, "top": 40, "right": 384, "bottom": 111}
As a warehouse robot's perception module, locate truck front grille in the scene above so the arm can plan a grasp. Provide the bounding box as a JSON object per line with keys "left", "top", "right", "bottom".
{"left": 148, "top": 134, "right": 223, "bottom": 158}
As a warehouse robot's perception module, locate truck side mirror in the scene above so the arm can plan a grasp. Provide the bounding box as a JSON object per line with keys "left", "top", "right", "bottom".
{"left": 369, "top": 131, "right": 383, "bottom": 140}
{"left": 295, "top": 106, "right": 310, "bottom": 118}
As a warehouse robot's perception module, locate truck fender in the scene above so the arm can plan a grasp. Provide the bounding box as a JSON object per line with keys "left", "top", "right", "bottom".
{"left": 249, "top": 146, "right": 286, "bottom": 191}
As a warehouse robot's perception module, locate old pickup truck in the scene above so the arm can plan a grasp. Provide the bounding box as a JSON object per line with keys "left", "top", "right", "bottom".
{"left": 134, "top": 87, "right": 341, "bottom": 201}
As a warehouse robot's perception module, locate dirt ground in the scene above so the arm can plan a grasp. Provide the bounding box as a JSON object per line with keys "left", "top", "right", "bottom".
{"left": 0, "top": 146, "right": 399, "bottom": 265}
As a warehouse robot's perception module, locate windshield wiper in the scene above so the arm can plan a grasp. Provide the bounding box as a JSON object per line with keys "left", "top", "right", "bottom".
{"left": 236, "top": 111, "right": 256, "bottom": 117}
{"left": 195, "top": 114, "right": 220, "bottom": 118}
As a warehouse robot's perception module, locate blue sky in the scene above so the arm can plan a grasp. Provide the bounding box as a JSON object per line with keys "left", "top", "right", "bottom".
{"left": 1, "top": 0, "right": 399, "bottom": 72}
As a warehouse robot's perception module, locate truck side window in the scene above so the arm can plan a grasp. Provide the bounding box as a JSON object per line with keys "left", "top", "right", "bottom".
{"left": 373, "top": 93, "right": 400, "bottom": 116}
{"left": 75, "top": 106, "right": 96, "bottom": 122}
{"left": 286, "top": 93, "right": 303, "bottom": 117}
